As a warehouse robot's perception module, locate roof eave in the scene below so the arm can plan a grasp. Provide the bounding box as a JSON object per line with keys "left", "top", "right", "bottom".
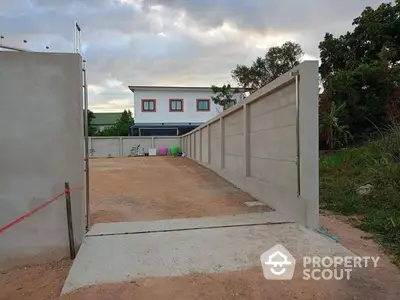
{"left": 128, "top": 85, "right": 247, "bottom": 93}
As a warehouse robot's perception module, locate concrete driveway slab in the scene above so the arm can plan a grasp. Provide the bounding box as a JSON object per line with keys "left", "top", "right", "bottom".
{"left": 87, "top": 211, "right": 291, "bottom": 236}
{"left": 62, "top": 219, "right": 352, "bottom": 294}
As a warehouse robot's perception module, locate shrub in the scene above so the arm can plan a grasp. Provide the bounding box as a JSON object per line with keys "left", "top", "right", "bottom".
{"left": 374, "top": 121, "right": 400, "bottom": 162}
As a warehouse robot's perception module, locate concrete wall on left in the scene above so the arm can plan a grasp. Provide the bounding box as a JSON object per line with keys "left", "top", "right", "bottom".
{"left": 0, "top": 52, "right": 85, "bottom": 270}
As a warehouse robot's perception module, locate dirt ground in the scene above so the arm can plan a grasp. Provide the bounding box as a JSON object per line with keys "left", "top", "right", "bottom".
{"left": 89, "top": 157, "right": 269, "bottom": 224}
{"left": 2, "top": 157, "right": 400, "bottom": 299}
{"left": 2, "top": 214, "right": 399, "bottom": 300}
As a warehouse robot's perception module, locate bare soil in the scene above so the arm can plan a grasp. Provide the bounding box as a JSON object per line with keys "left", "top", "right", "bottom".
{"left": 2, "top": 214, "right": 399, "bottom": 300}
{"left": 1, "top": 158, "right": 399, "bottom": 299}
{"left": 89, "top": 157, "right": 269, "bottom": 224}
{"left": 0, "top": 259, "right": 71, "bottom": 300}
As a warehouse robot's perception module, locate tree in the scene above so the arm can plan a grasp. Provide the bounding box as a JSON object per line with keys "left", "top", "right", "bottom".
{"left": 231, "top": 41, "right": 303, "bottom": 93}
{"left": 97, "top": 110, "right": 134, "bottom": 136}
{"left": 87, "top": 109, "right": 97, "bottom": 136}
{"left": 114, "top": 109, "right": 134, "bottom": 136}
{"left": 319, "top": 1, "right": 400, "bottom": 138}
{"left": 211, "top": 84, "right": 240, "bottom": 110}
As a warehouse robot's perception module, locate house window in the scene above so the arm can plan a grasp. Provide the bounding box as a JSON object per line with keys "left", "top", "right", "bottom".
{"left": 142, "top": 99, "right": 156, "bottom": 112}
{"left": 169, "top": 99, "right": 183, "bottom": 112}
{"left": 196, "top": 99, "right": 210, "bottom": 111}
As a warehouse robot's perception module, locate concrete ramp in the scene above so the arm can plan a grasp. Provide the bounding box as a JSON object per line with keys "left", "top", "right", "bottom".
{"left": 62, "top": 212, "right": 352, "bottom": 294}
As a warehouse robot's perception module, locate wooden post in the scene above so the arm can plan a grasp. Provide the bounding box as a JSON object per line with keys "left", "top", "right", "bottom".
{"left": 65, "top": 182, "right": 76, "bottom": 259}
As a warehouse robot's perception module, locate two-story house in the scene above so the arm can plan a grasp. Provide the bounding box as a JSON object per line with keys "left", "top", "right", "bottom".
{"left": 128, "top": 86, "right": 244, "bottom": 136}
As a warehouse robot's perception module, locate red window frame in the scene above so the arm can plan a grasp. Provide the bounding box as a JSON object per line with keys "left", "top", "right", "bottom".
{"left": 169, "top": 99, "right": 184, "bottom": 112}
{"left": 196, "top": 99, "right": 210, "bottom": 111}
{"left": 141, "top": 99, "right": 156, "bottom": 112}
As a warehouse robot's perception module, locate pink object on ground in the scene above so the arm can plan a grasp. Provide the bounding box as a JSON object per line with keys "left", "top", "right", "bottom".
{"left": 159, "top": 146, "right": 168, "bottom": 155}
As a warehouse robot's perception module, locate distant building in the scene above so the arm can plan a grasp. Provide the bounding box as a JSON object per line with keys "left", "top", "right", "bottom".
{"left": 128, "top": 86, "right": 245, "bottom": 136}
{"left": 92, "top": 112, "right": 122, "bottom": 131}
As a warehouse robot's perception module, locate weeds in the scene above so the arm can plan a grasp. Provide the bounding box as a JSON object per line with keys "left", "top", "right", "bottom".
{"left": 373, "top": 121, "right": 400, "bottom": 162}
{"left": 320, "top": 125, "right": 400, "bottom": 266}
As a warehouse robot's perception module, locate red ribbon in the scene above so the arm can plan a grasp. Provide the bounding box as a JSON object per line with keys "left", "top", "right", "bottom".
{"left": 0, "top": 186, "right": 84, "bottom": 235}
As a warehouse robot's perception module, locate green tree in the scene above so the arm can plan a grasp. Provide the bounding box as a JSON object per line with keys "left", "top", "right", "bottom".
{"left": 87, "top": 109, "right": 97, "bottom": 136}
{"left": 231, "top": 41, "right": 303, "bottom": 93}
{"left": 97, "top": 110, "right": 134, "bottom": 136}
{"left": 319, "top": 1, "right": 400, "bottom": 138}
{"left": 211, "top": 84, "right": 240, "bottom": 110}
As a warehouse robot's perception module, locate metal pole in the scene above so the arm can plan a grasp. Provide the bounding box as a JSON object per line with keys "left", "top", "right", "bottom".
{"left": 73, "top": 23, "right": 76, "bottom": 52}
{"left": 83, "top": 61, "right": 90, "bottom": 231}
{"left": 76, "top": 22, "right": 82, "bottom": 54}
{"left": 65, "top": 182, "right": 76, "bottom": 259}
{"left": 291, "top": 71, "right": 301, "bottom": 197}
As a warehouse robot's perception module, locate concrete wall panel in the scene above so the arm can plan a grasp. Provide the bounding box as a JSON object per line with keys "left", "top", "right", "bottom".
{"left": 0, "top": 52, "right": 85, "bottom": 269}
{"left": 249, "top": 158, "right": 297, "bottom": 192}
{"left": 201, "top": 127, "right": 209, "bottom": 163}
{"left": 225, "top": 135, "right": 244, "bottom": 156}
{"left": 225, "top": 154, "right": 245, "bottom": 175}
{"left": 122, "top": 138, "right": 152, "bottom": 156}
{"left": 195, "top": 131, "right": 201, "bottom": 161}
{"left": 190, "top": 134, "right": 195, "bottom": 158}
{"left": 154, "top": 137, "right": 180, "bottom": 150}
{"left": 91, "top": 138, "right": 120, "bottom": 157}
{"left": 89, "top": 137, "right": 180, "bottom": 157}
{"left": 180, "top": 61, "right": 319, "bottom": 229}
{"left": 249, "top": 126, "right": 296, "bottom": 160}
{"left": 210, "top": 121, "right": 221, "bottom": 168}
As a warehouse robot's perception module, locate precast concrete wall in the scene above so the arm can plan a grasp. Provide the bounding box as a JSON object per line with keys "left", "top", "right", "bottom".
{"left": 201, "top": 127, "right": 209, "bottom": 164}
{"left": 89, "top": 137, "right": 180, "bottom": 157}
{"left": 181, "top": 61, "right": 319, "bottom": 229}
{"left": 0, "top": 52, "right": 85, "bottom": 270}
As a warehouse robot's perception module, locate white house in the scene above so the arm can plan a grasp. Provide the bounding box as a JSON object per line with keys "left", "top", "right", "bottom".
{"left": 128, "top": 86, "right": 245, "bottom": 136}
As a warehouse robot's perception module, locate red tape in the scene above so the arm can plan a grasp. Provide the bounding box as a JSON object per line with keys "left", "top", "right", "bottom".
{"left": 0, "top": 186, "right": 84, "bottom": 235}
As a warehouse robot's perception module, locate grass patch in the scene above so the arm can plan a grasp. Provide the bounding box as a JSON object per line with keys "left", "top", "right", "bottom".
{"left": 320, "top": 141, "right": 400, "bottom": 266}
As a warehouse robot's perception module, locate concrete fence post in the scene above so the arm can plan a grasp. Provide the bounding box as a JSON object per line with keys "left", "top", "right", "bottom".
{"left": 243, "top": 104, "right": 250, "bottom": 176}
{"left": 207, "top": 125, "right": 211, "bottom": 164}
{"left": 189, "top": 134, "right": 192, "bottom": 158}
{"left": 199, "top": 129, "right": 202, "bottom": 162}
{"left": 193, "top": 132, "right": 197, "bottom": 159}
{"left": 298, "top": 61, "right": 320, "bottom": 229}
{"left": 119, "top": 137, "right": 123, "bottom": 156}
{"left": 220, "top": 117, "right": 225, "bottom": 169}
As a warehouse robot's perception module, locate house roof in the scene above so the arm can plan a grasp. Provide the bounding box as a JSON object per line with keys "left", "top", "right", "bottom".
{"left": 92, "top": 113, "right": 122, "bottom": 125}
{"left": 128, "top": 85, "right": 247, "bottom": 93}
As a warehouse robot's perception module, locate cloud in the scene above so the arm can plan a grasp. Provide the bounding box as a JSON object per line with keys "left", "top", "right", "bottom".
{"left": 0, "top": 0, "right": 384, "bottom": 112}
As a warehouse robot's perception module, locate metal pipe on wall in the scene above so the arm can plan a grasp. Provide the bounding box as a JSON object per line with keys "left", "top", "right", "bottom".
{"left": 83, "top": 60, "right": 90, "bottom": 231}
{"left": 290, "top": 70, "right": 301, "bottom": 197}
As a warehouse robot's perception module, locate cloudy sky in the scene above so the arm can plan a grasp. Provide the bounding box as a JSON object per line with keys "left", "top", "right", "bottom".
{"left": 1, "top": 0, "right": 384, "bottom": 112}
